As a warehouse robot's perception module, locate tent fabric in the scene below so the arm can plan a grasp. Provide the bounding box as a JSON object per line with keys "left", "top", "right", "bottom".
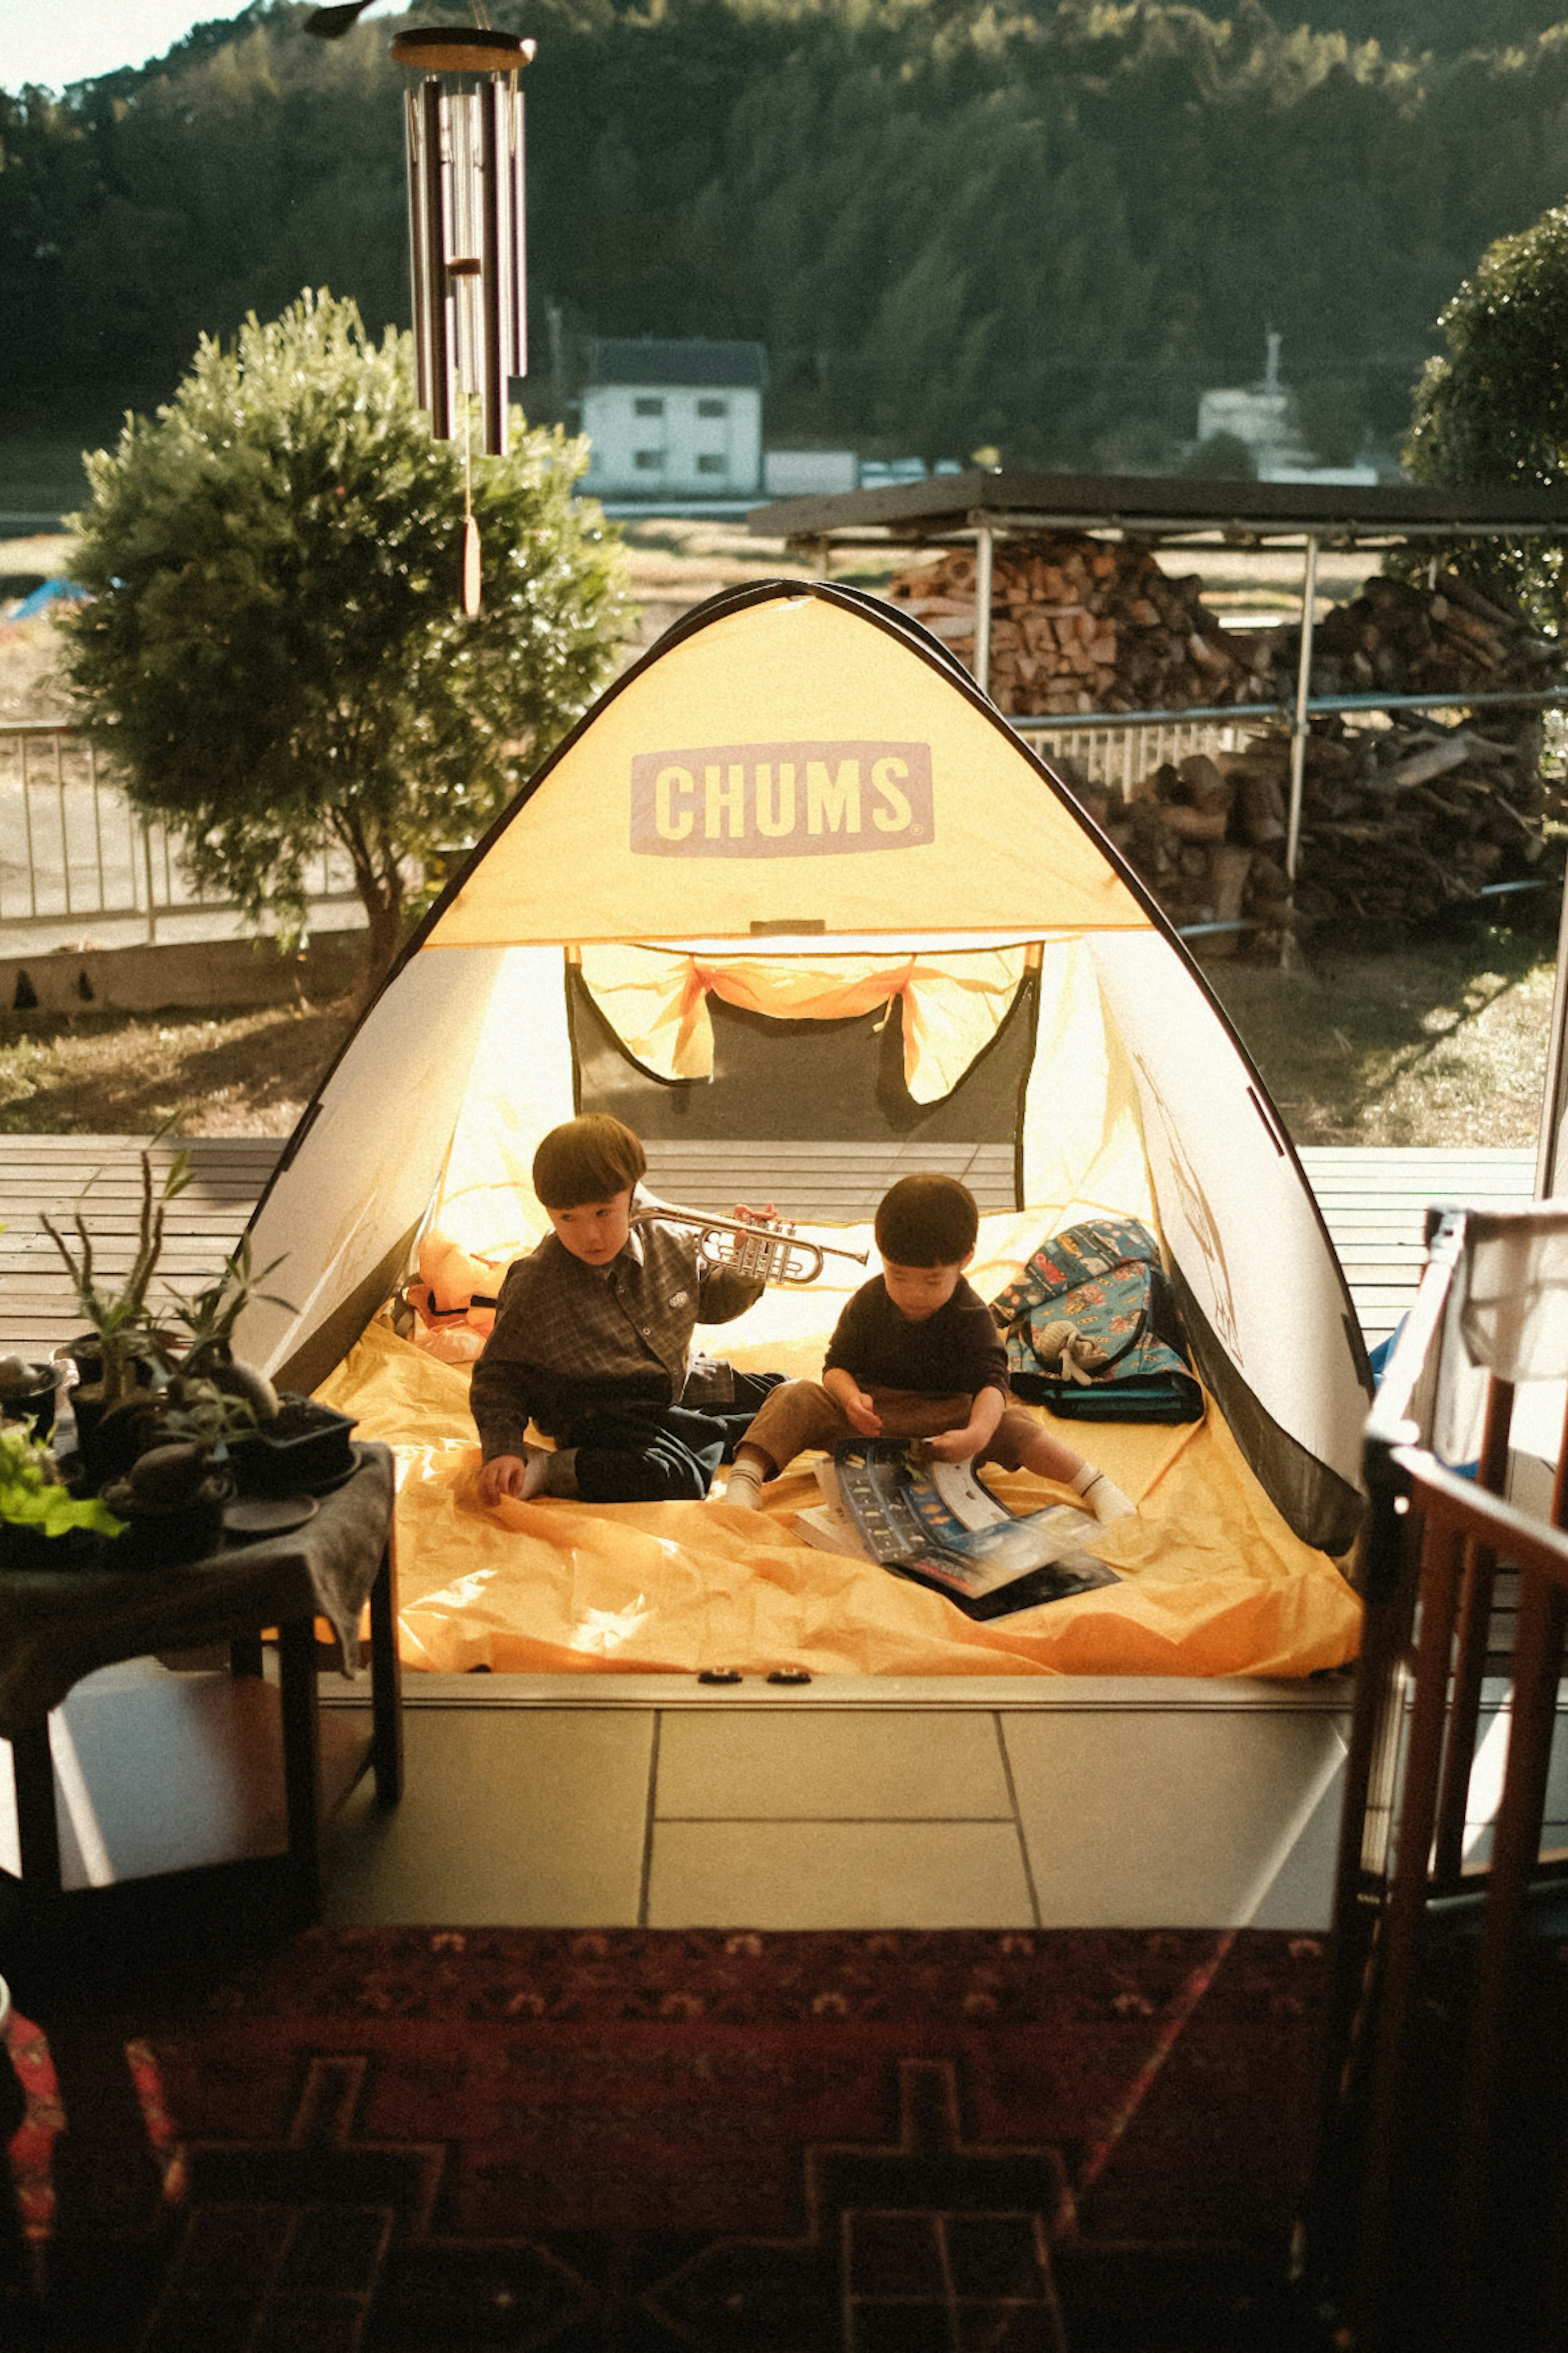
{"left": 234, "top": 577, "right": 1375, "bottom": 1664}
{"left": 419, "top": 593, "right": 1149, "bottom": 951}
{"left": 319, "top": 1315, "right": 1360, "bottom": 1679}
{"left": 576, "top": 942, "right": 1030, "bottom": 1102}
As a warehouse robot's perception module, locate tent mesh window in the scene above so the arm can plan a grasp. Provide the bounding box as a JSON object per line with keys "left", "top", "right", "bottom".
{"left": 566, "top": 967, "right": 1037, "bottom": 1223}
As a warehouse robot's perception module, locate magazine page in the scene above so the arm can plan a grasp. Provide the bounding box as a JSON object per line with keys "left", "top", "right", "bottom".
{"left": 824, "top": 1439, "right": 1118, "bottom": 1611}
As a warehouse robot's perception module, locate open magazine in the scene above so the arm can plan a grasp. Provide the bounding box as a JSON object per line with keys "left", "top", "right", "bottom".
{"left": 795, "top": 1438, "right": 1119, "bottom": 1620}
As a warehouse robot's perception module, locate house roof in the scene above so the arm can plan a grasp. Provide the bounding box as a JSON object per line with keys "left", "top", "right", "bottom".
{"left": 748, "top": 466, "right": 1568, "bottom": 546}
{"left": 588, "top": 339, "right": 768, "bottom": 391}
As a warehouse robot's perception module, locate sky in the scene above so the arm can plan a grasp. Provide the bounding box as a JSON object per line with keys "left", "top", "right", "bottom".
{"left": 0, "top": 1, "right": 397, "bottom": 96}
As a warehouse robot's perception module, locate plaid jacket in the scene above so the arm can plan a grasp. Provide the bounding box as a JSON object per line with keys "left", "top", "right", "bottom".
{"left": 469, "top": 1217, "right": 763, "bottom": 1459}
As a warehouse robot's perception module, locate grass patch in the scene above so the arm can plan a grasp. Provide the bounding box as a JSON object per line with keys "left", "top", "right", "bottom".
{"left": 0, "top": 1000, "right": 356, "bottom": 1137}
{"left": 1204, "top": 917, "right": 1557, "bottom": 1147}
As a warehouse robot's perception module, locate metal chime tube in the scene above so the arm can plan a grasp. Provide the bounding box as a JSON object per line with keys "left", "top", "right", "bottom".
{"left": 405, "top": 75, "right": 527, "bottom": 458}
{"left": 414, "top": 76, "right": 450, "bottom": 439}
{"left": 481, "top": 85, "right": 503, "bottom": 456}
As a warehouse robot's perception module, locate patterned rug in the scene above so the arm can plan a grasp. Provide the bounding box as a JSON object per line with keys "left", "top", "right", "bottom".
{"left": 2, "top": 1927, "right": 1332, "bottom": 2352}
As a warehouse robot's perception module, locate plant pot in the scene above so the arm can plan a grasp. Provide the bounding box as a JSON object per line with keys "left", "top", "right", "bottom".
{"left": 229, "top": 1396, "right": 357, "bottom": 1496}
{"left": 0, "top": 1519, "right": 114, "bottom": 1572}
{"left": 98, "top": 1474, "right": 231, "bottom": 1570}
{"left": 0, "top": 1363, "right": 57, "bottom": 1442}
{"left": 72, "top": 1392, "right": 166, "bottom": 1489}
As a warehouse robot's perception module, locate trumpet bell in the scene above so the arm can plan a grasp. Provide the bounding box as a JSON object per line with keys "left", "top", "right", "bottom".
{"left": 630, "top": 1204, "right": 868, "bottom": 1288}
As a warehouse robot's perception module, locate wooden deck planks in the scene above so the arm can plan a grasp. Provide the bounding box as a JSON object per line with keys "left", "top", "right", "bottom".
{"left": 0, "top": 1135, "right": 1543, "bottom": 1359}
{"left": 0, "top": 1136, "right": 284, "bottom": 1357}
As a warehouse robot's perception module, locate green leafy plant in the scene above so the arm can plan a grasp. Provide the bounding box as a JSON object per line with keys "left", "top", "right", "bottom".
{"left": 62, "top": 290, "right": 632, "bottom": 986}
{"left": 0, "top": 1422, "right": 124, "bottom": 1541}
{"left": 1405, "top": 197, "right": 1568, "bottom": 635}
{"left": 166, "top": 1234, "right": 291, "bottom": 1366}
{"left": 41, "top": 1143, "right": 190, "bottom": 1415}
{"left": 158, "top": 1374, "right": 261, "bottom": 1460}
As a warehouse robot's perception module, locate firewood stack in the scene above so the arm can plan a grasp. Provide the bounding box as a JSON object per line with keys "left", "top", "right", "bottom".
{"left": 1062, "top": 717, "right": 1559, "bottom": 942}
{"left": 884, "top": 535, "right": 1565, "bottom": 940}
{"left": 885, "top": 533, "right": 1268, "bottom": 715}
{"left": 1274, "top": 567, "right": 1562, "bottom": 703}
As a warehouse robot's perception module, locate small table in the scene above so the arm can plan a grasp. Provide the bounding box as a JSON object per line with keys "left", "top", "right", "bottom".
{"left": 0, "top": 1444, "right": 401, "bottom": 1922}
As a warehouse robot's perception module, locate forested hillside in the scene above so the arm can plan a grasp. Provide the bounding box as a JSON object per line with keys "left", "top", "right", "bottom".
{"left": 5, "top": 0, "right": 1568, "bottom": 469}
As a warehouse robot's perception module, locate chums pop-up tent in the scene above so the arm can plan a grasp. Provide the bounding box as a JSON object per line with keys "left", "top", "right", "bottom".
{"left": 232, "top": 580, "right": 1368, "bottom": 1678}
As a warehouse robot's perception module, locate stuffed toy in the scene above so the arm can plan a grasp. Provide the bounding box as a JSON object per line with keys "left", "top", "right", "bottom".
{"left": 1028, "top": 1317, "right": 1113, "bottom": 1384}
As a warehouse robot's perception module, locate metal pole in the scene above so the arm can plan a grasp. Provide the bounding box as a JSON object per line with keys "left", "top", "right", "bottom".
{"left": 1286, "top": 531, "right": 1319, "bottom": 882}
{"left": 140, "top": 821, "right": 157, "bottom": 946}
{"left": 53, "top": 729, "right": 71, "bottom": 916}
{"left": 973, "top": 521, "right": 994, "bottom": 697}
{"left": 1535, "top": 870, "right": 1568, "bottom": 1198}
{"left": 1280, "top": 532, "right": 1321, "bottom": 969}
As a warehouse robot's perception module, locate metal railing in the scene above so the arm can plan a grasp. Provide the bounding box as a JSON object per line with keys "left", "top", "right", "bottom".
{"left": 0, "top": 722, "right": 363, "bottom": 943}
{"left": 1308, "top": 1204, "right": 1568, "bottom": 2350}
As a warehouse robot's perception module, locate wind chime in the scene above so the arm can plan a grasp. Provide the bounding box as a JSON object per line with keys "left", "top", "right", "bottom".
{"left": 308, "top": 6, "right": 533, "bottom": 614}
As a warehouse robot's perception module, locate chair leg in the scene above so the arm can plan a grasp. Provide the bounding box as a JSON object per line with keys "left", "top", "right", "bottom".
{"left": 277, "top": 1616, "right": 323, "bottom": 1921}
{"left": 11, "top": 1722, "right": 60, "bottom": 1893}
{"left": 368, "top": 1540, "right": 404, "bottom": 1806}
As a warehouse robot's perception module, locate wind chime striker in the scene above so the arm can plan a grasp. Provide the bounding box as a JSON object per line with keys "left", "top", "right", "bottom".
{"left": 394, "top": 26, "right": 534, "bottom": 615}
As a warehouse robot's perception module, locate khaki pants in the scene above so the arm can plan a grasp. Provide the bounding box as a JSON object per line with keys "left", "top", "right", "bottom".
{"left": 741, "top": 1379, "right": 1044, "bottom": 1476}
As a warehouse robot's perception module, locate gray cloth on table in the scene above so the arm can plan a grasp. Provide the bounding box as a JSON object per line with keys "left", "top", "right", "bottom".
{"left": 0, "top": 1442, "right": 394, "bottom": 1741}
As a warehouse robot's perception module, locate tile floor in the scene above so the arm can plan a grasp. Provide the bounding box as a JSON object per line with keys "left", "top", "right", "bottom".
{"left": 316, "top": 1675, "right": 1354, "bottom": 1932}
{"left": 27, "top": 1667, "right": 1568, "bottom": 1934}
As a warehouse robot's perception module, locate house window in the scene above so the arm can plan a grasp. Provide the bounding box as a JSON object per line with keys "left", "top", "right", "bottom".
{"left": 696, "top": 453, "right": 727, "bottom": 475}
{"left": 697, "top": 397, "right": 728, "bottom": 418}
{"left": 633, "top": 397, "right": 665, "bottom": 417}
{"left": 634, "top": 449, "right": 664, "bottom": 470}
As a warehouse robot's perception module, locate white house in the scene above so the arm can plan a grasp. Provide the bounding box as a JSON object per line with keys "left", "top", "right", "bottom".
{"left": 1196, "top": 331, "right": 1378, "bottom": 487}
{"left": 580, "top": 339, "right": 766, "bottom": 499}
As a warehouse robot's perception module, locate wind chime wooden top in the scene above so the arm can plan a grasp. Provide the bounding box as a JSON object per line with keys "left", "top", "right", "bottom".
{"left": 394, "top": 24, "right": 534, "bottom": 464}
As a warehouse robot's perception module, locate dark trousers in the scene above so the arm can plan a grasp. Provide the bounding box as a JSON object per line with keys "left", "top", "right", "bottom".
{"left": 562, "top": 1372, "right": 783, "bottom": 1504}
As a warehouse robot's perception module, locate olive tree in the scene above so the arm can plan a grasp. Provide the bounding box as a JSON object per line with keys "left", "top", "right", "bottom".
{"left": 1405, "top": 200, "right": 1568, "bottom": 633}
{"left": 62, "top": 290, "right": 632, "bottom": 980}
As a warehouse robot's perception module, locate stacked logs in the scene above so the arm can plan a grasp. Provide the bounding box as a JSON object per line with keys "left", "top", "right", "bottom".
{"left": 1278, "top": 568, "right": 1563, "bottom": 703}
{"left": 1063, "top": 717, "right": 1560, "bottom": 943}
{"left": 886, "top": 533, "right": 1268, "bottom": 716}
{"left": 884, "top": 534, "right": 1565, "bottom": 939}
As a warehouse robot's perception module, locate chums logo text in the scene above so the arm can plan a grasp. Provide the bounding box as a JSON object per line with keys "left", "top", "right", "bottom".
{"left": 629, "top": 740, "right": 933, "bottom": 859}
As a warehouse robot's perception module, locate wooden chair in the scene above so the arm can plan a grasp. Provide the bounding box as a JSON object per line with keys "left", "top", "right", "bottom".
{"left": 1307, "top": 1205, "right": 1568, "bottom": 2351}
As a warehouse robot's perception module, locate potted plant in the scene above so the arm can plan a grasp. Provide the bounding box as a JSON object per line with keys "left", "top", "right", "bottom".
{"left": 43, "top": 1143, "right": 187, "bottom": 1485}
{"left": 0, "top": 1422, "right": 125, "bottom": 1571}
{"left": 98, "top": 1433, "right": 234, "bottom": 1569}
{"left": 157, "top": 1238, "right": 354, "bottom": 1492}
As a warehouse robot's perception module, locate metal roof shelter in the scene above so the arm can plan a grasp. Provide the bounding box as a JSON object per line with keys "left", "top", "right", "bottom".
{"left": 753, "top": 467, "right": 1568, "bottom": 1192}
{"left": 749, "top": 465, "right": 1568, "bottom": 945}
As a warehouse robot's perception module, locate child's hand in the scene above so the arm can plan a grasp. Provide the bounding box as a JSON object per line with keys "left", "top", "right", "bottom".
{"left": 922, "top": 1425, "right": 980, "bottom": 1464}
{"left": 477, "top": 1454, "right": 527, "bottom": 1506}
{"left": 843, "top": 1388, "right": 883, "bottom": 1436}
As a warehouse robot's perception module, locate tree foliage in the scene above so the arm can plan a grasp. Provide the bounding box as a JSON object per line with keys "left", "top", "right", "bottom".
{"left": 60, "top": 290, "right": 631, "bottom": 978}
{"left": 1405, "top": 199, "right": 1568, "bottom": 632}
{"left": 10, "top": 4, "right": 1568, "bottom": 468}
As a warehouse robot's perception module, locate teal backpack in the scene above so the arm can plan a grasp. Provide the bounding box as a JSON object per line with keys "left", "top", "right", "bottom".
{"left": 990, "top": 1215, "right": 1204, "bottom": 1424}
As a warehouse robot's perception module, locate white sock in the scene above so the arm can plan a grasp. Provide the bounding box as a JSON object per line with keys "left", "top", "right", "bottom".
{"left": 724, "top": 1460, "right": 765, "bottom": 1509}
{"left": 1072, "top": 1465, "right": 1136, "bottom": 1524}
{"left": 519, "top": 1443, "right": 553, "bottom": 1500}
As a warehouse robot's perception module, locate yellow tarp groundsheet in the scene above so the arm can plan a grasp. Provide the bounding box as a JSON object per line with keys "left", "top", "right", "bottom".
{"left": 320, "top": 1318, "right": 1361, "bottom": 1680}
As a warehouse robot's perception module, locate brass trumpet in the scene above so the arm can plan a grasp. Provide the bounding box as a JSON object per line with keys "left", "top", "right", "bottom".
{"left": 630, "top": 1203, "right": 869, "bottom": 1288}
